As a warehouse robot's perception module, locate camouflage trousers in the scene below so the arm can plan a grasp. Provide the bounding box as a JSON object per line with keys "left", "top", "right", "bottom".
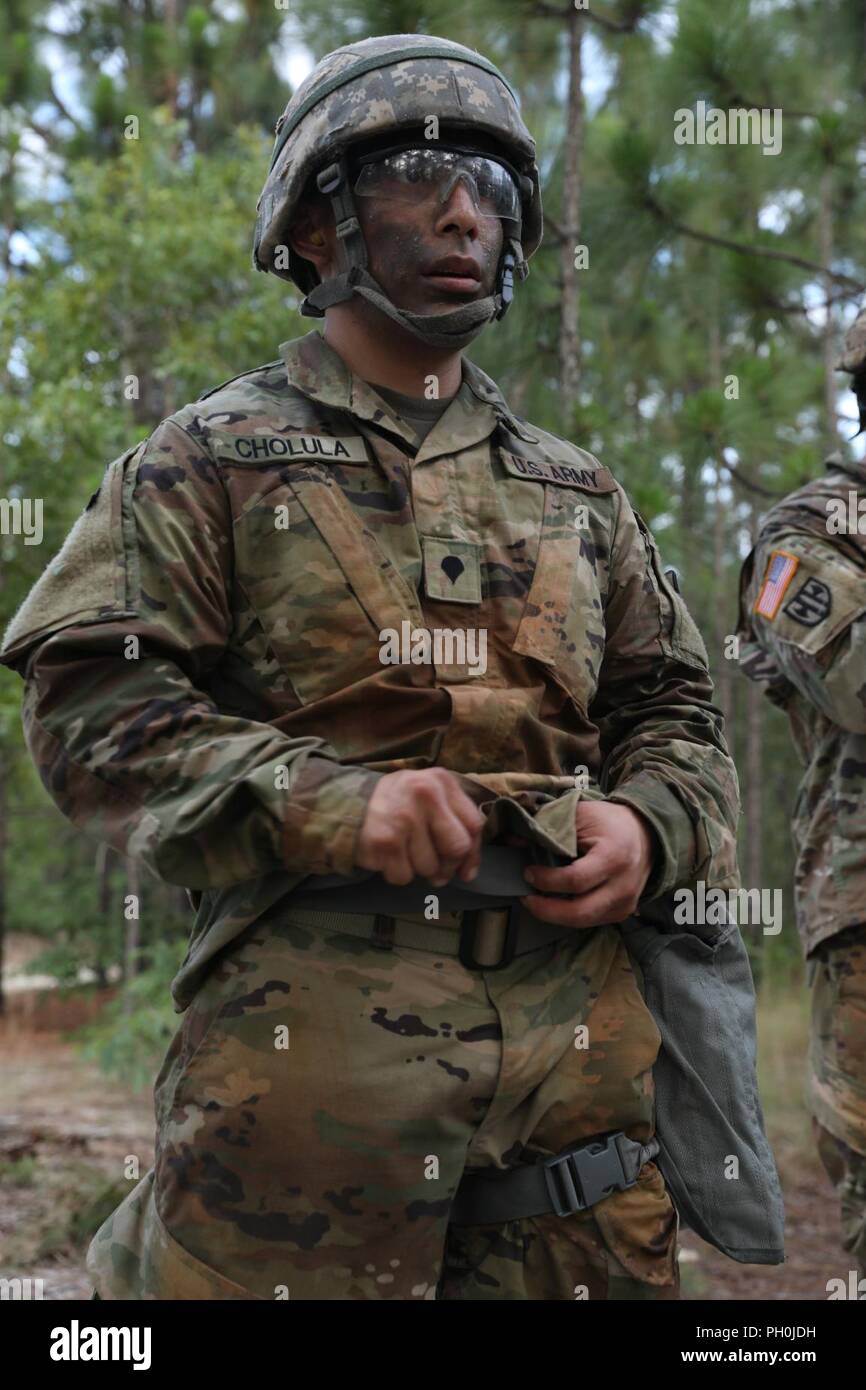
{"left": 87, "top": 909, "right": 680, "bottom": 1300}
{"left": 807, "top": 923, "right": 866, "bottom": 1276}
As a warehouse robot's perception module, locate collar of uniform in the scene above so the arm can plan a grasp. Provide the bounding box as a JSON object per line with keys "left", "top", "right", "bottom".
{"left": 278, "top": 329, "right": 523, "bottom": 460}
{"left": 825, "top": 448, "right": 866, "bottom": 482}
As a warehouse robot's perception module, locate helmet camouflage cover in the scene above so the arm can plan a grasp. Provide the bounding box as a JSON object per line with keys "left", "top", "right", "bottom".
{"left": 836, "top": 304, "right": 866, "bottom": 435}
{"left": 837, "top": 304, "right": 866, "bottom": 374}
{"left": 252, "top": 34, "right": 542, "bottom": 346}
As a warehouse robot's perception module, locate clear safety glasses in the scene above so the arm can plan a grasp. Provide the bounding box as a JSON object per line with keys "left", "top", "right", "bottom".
{"left": 352, "top": 145, "right": 522, "bottom": 222}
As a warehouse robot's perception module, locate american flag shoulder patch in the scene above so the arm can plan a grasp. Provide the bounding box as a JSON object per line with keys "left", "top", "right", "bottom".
{"left": 754, "top": 550, "right": 801, "bottom": 619}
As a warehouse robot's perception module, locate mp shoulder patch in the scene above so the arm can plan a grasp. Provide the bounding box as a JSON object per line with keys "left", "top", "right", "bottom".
{"left": 754, "top": 550, "right": 800, "bottom": 619}
{"left": 782, "top": 576, "right": 833, "bottom": 628}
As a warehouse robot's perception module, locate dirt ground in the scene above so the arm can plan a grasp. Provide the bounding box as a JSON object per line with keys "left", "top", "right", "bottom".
{"left": 0, "top": 1002, "right": 155, "bottom": 1300}
{"left": 678, "top": 1148, "right": 846, "bottom": 1301}
{"left": 0, "top": 973, "right": 851, "bottom": 1302}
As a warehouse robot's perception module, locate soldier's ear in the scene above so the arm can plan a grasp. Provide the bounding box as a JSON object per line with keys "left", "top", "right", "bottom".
{"left": 287, "top": 196, "right": 337, "bottom": 279}
{"left": 852, "top": 366, "right": 866, "bottom": 437}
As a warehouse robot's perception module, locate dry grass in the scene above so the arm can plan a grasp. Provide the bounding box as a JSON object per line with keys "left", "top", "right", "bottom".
{"left": 754, "top": 970, "right": 815, "bottom": 1175}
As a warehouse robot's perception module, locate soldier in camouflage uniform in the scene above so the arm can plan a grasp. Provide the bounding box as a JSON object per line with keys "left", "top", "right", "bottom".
{"left": 1, "top": 35, "right": 745, "bottom": 1300}
{"left": 737, "top": 307, "right": 866, "bottom": 1278}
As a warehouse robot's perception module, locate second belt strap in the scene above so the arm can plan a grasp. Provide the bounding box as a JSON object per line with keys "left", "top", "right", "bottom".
{"left": 281, "top": 904, "right": 572, "bottom": 963}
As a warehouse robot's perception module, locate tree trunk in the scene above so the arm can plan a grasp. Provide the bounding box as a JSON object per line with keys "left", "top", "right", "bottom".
{"left": 558, "top": 5, "right": 584, "bottom": 419}
{"left": 743, "top": 504, "right": 763, "bottom": 918}
{"left": 0, "top": 750, "right": 7, "bottom": 1015}
{"left": 0, "top": 146, "right": 17, "bottom": 273}
{"left": 163, "top": 0, "right": 180, "bottom": 121}
{"left": 818, "top": 164, "right": 838, "bottom": 455}
{"left": 95, "top": 843, "right": 112, "bottom": 989}
{"left": 706, "top": 300, "right": 732, "bottom": 731}
{"left": 712, "top": 462, "right": 733, "bottom": 730}
{"left": 123, "top": 857, "right": 141, "bottom": 1016}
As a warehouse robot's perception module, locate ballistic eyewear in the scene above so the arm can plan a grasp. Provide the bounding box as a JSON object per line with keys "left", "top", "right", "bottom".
{"left": 352, "top": 143, "right": 524, "bottom": 223}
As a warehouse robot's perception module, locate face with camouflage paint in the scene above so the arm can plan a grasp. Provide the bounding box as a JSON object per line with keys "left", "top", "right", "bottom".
{"left": 353, "top": 171, "right": 504, "bottom": 314}
{"left": 289, "top": 144, "right": 505, "bottom": 322}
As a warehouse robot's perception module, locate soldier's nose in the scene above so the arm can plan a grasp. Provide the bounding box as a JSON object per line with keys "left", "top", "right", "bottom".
{"left": 434, "top": 181, "right": 480, "bottom": 239}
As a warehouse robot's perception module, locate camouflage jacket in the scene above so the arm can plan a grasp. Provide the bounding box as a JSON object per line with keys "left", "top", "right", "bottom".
{"left": 737, "top": 452, "right": 866, "bottom": 956}
{"left": 0, "top": 330, "right": 739, "bottom": 1008}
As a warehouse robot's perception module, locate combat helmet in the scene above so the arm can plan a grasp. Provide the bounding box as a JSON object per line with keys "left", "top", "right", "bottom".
{"left": 253, "top": 34, "right": 542, "bottom": 348}
{"left": 837, "top": 304, "right": 866, "bottom": 434}
{"left": 837, "top": 304, "right": 866, "bottom": 375}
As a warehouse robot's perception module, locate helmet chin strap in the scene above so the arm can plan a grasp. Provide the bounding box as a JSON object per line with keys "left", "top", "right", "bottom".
{"left": 299, "top": 156, "right": 524, "bottom": 349}
{"left": 302, "top": 265, "right": 506, "bottom": 347}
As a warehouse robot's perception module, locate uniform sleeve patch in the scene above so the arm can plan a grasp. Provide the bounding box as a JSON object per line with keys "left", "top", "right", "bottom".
{"left": 754, "top": 550, "right": 800, "bottom": 619}
{"left": 782, "top": 576, "right": 832, "bottom": 627}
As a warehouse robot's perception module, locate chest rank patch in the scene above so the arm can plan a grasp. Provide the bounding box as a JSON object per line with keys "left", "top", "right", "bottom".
{"left": 754, "top": 550, "right": 800, "bottom": 619}
{"left": 499, "top": 448, "right": 617, "bottom": 492}
{"left": 783, "top": 575, "right": 833, "bottom": 627}
{"left": 212, "top": 433, "right": 370, "bottom": 464}
{"left": 422, "top": 537, "right": 482, "bottom": 605}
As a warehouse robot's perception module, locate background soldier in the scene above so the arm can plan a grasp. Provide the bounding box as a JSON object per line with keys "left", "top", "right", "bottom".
{"left": 737, "top": 306, "right": 866, "bottom": 1279}
{"left": 2, "top": 35, "right": 745, "bottom": 1300}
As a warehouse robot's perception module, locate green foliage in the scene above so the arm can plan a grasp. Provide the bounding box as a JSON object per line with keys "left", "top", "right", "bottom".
{"left": 0, "top": 114, "right": 305, "bottom": 625}
{"left": 75, "top": 940, "right": 182, "bottom": 1092}
{"left": 0, "top": 1156, "right": 134, "bottom": 1265}
{"left": 0, "top": 1155, "right": 38, "bottom": 1187}
{"left": 69, "top": 1180, "right": 138, "bottom": 1246}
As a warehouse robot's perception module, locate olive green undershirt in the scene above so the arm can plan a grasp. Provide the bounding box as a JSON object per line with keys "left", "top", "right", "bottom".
{"left": 369, "top": 381, "right": 456, "bottom": 443}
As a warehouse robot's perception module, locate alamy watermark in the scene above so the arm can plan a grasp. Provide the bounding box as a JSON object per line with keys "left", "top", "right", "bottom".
{"left": 826, "top": 1270, "right": 866, "bottom": 1299}
{"left": 826, "top": 492, "right": 866, "bottom": 534}
{"left": 673, "top": 882, "right": 783, "bottom": 935}
{"left": 0, "top": 497, "right": 43, "bottom": 544}
{"left": 674, "top": 100, "right": 782, "bottom": 157}
{"left": 1, "top": 1276, "right": 44, "bottom": 1299}
{"left": 49, "top": 1320, "right": 151, "bottom": 1370}
{"left": 379, "top": 622, "right": 487, "bottom": 676}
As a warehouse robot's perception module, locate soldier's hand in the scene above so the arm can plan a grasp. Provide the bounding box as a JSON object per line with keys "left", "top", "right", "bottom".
{"left": 357, "top": 768, "right": 485, "bottom": 887}
{"left": 521, "top": 801, "right": 657, "bottom": 928}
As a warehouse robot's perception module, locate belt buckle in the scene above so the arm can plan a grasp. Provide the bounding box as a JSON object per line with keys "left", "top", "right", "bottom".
{"left": 458, "top": 902, "right": 520, "bottom": 971}
{"left": 542, "top": 1133, "right": 630, "bottom": 1216}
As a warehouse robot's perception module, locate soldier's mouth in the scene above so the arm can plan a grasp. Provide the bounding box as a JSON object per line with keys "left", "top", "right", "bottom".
{"left": 423, "top": 257, "right": 483, "bottom": 294}
{"left": 424, "top": 275, "right": 480, "bottom": 294}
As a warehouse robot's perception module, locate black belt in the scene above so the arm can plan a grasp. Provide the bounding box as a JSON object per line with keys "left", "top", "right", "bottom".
{"left": 450, "top": 1132, "right": 660, "bottom": 1224}
{"left": 288, "top": 844, "right": 575, "bottom": 970}
{"left": 281, "top": 902, "right": 569, "bottom": 970}
{"left": 290, "top": 843, "right": 540, "bottom": 914}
